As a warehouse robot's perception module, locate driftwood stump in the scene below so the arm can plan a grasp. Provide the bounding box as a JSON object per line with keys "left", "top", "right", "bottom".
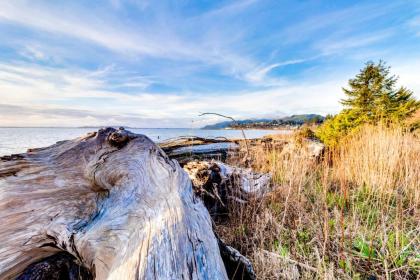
{"left": 0, "top": 128, "right": 228, "bottom": 279}
{"left": 183, "top": 160, "right": 271, "bottom": 217}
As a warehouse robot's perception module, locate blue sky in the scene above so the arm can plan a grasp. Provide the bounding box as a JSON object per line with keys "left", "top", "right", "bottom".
{"left": 0, "top": 0, "right": 419, "bottom": 127}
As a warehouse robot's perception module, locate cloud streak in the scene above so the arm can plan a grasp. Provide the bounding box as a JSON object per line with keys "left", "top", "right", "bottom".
{"left": 0, "top": 0, "right": 419, "bottom": 127}
{"left": 0, "top": 60, "right": 346, "bottom": 127}
{"left": 0, "top": 0, "right": 258, "bottom": 80}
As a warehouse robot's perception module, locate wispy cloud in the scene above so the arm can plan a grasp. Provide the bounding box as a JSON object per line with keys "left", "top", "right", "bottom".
{"left": 0, "top": 1, "right": 183, "bottom": 57}
{"left": 316, "top": 30, "right": 394, "bottom": 55}
{"left": 19, "top": 45, "right": 47, "bottom": 61}
{"left": 0, "top": 103, "right": 197, "bottom": 128}
{"left": 0, "top": 0, "right": 419, "bottom": 127}
{"left": 0, "top": 0, "right": 257, "bottom": 79}
{"left": 0, "top": 60, "right": 346, "bottom": 127}
{"left": 195, "top": 0, "right": 257, "bottom": 18}
{"left": 408, "top": 16, "right": 420, "bottom": 36}
{"left": 1, "top": 55, "right": 419, "bottom": 128}
{"left": 245, "top": 59, "right": 310, "bottom": 84}
{"left": 281, "top": 2, "right": 398, "bottom": 44}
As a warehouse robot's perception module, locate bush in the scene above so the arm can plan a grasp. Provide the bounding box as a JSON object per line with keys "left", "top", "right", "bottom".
{"left": 294, "top": 126, "right": 317, "bottom": 145}
{"left": 317, "top": 61, "right": 420, "bottom": 146}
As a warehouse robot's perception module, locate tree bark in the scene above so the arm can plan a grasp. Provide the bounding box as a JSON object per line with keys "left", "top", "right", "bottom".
{"left": 0, "top": 128, "right": 228, "bottom": 279}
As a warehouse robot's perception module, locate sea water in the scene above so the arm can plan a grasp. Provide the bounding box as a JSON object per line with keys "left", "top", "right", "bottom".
{"left": 0, "top": 127, "right": 290, "bottom": 156}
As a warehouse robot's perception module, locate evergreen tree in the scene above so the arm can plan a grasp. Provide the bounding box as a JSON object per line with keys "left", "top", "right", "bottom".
{"left": 317, "top": 61, "right": 420, "bottom": 146}
{"left": 341, "top": 60, "right": 418, "bottom": 123}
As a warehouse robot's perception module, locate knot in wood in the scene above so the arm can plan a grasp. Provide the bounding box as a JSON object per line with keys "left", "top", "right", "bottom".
{"left": 108, "top": 130, "right": 130, "bottom": 148}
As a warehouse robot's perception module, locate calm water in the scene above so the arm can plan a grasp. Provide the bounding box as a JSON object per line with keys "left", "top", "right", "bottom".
{"left": 0, "top": 127, "right": 289, "bottom": 156}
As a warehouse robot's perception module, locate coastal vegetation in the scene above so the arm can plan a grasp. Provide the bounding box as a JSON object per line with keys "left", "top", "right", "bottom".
{"left": 202, "top": 114, "right": 325, "bottom": 130}
{"left": 215, "top": 61, "right": 420, "bottom": 279}
{"left": 316, "top": 61, "right": 420, "bottom": 147}
{"left": 219, "top": 124, "right": 419, "bottom": 279}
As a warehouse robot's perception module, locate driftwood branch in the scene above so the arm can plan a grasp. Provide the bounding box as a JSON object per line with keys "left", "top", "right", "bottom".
{"left": 199, "top": 112, "right": 250, "bottom": 164}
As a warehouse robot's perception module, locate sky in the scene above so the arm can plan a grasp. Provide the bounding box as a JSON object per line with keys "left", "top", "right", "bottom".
{"left": 0, "top": 0, "right": 419, "bottom": 128}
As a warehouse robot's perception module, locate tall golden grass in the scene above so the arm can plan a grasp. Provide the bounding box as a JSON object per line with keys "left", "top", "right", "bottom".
{"left": 334, "top": 125, "right": 419, "bottom": 203}
{"left": 218, "top": 124, "right": 419, "bottom": 279}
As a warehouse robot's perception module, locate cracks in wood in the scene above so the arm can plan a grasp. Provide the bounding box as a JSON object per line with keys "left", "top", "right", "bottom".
{"left": 0, "top": 154, "right": 24, "bottom": 161}
{"left": 95, "top": 256, "right": 110, "bottom": 272}
{"left": 217, "top": 235, "right": 256, "bottom": 280}
{"left": 3, "top": 128, "right": 255, "bottom": 279}
{"left": 69, "top": 234, "right": 83, "bottom": 264}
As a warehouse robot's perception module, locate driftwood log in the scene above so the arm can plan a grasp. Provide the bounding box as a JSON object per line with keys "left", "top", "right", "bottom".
{"left": 160, "top": 137, "right": 239, "bottom": 165}
{"left": 0, "top": 128, "right": 232, "bottom": 279}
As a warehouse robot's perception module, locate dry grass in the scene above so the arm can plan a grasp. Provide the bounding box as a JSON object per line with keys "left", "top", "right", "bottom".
{"left": 217, "top": 124, "right": 420, "bottom": 279}
{"left": 335, "top": 125, "right": 420, "bottom": 201}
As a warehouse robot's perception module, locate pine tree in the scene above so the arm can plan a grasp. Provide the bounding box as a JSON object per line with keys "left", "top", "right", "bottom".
{"left": 317, "top": 61, "right": 420, "bottom": 146}
{"left": 340, "top": 60, "right": 419, "bottom": 123}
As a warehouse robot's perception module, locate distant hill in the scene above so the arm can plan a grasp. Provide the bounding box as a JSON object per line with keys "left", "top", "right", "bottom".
{"left": 202, "top": 114, "right": 325, "bottom": 129}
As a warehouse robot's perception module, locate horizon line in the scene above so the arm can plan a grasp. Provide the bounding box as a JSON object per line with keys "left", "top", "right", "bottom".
{"left": 0, "top": 126, "right": 195, "bottom": 129}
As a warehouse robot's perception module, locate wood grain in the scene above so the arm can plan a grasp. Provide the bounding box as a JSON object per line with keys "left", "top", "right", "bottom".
{"left": 0, "top": 128, "right": 227, "bottom": 279}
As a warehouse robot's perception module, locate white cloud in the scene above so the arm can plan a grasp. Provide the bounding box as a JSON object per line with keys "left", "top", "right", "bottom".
{"left": 244, "top": 59, "right": 309, "bottom": 84}
{"left": 196, "top": 0, "right": 257, "bottom": 19}
{"left": 393, "top": 59, "right": 420, "bottom": 98}
{"left": 0, "top": 0, "right": 258, "bottom": 80}
{"left": 1, "top": 56, "right": 418, "bottom": 128}
{"left": 0, "top": 1, "right": 171, "bottom": 57}
{"left": 19, "top": 45, "right": 46, "bottom": 61}
{"left": 281, "top": 2, "right": 398, "bottom": 44}
{"left": 316, "top": 30, "right": 394, "bottom": 55}
{"left": 408, "top": 16, "right": 420, "bottom": 36}
{"left": 0, "top": 61, "right": 347, "bottom": 127}
{"left": 0, "top": 1, "right": 418, "bottom": 128}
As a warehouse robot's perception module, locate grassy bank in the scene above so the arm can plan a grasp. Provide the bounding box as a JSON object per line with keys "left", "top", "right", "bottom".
{"left": 217, "top": 125, "right": 419, "bottom": 279}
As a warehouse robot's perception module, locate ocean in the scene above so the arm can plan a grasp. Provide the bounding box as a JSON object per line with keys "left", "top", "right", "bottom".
{"left": 0, "top": 127, "right": 290, "bottom": 156}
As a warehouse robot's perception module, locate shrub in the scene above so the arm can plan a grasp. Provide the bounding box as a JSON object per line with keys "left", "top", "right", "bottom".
{"left": 317, "top": 61, "right": 420, "bottom": 146}
{"left": 294, "top": 126, "right": 317, "bottom": 145}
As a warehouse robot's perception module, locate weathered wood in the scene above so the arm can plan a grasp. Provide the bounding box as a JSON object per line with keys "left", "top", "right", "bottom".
{"left": 0, "top": 128, "right": 228, "bottom": 279}
{"left": 217, "top": 237, "right": 256, "bottom": 280}
{"left": 183, "top": 160, "right": 271, "bottom": 216}
{"left": 16, "top": 252, "right": 92, "bottom": 280}
{"left": 159, "top": 135, "right": 233, "bottom": 148}
{"left": 160, "top": 137, "right": 239, "bottom": 165}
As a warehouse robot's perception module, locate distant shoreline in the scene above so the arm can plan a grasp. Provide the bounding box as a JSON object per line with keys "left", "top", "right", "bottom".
{"left": 0, "top": 127, "right": 292, "bottom": 130}
{"left": 0, "top": 126, "right": 193, "bottom": 129}
{"left": 212, "top": 127, "right": 297, "bottom": 131}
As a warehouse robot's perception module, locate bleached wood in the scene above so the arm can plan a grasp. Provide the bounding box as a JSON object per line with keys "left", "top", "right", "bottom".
{"left": 160, "top": 137, "right": 239, "bottom": 165}
{"left": 184, "top": 160, "right": 271, "bottom": 198}
{"left": 0, "top": 128, "right": 228, "bottom": 279}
